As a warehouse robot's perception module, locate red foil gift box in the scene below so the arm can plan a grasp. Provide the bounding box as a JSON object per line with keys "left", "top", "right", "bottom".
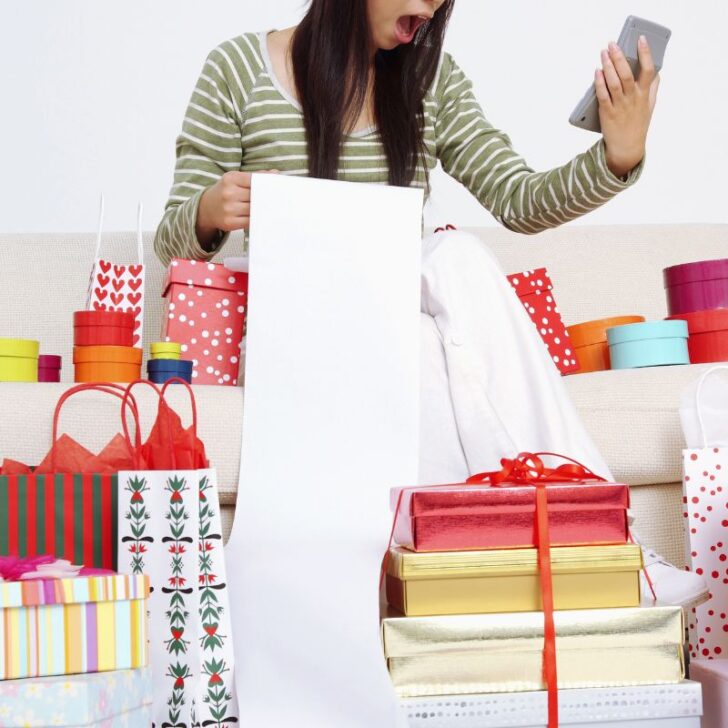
{"left": 391, "top": 481, "right": 630, "bottom": 552}
{"left": 162, "top": 259, "right": 248, "bottom": 385}
{"left": 507, "top": 268, "right": 580, "bottom": 376}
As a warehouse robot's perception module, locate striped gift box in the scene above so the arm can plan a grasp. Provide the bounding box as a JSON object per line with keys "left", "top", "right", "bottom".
{"left": 0, "top": 573, "right": 148, "bottom": 680}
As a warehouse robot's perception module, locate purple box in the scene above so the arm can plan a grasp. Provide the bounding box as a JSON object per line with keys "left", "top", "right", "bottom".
{"left": 38, "top": 354, "right": 61, "bottom": 383}
{"left": 664, "top": 258, "right": 728, "bottom": 315}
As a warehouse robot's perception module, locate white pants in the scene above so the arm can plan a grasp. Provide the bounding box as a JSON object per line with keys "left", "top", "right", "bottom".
{"left": 418, "top": 229, "right": 614, "bottom": 484}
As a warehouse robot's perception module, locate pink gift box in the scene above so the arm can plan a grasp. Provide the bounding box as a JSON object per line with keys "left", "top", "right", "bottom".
{"left": 690, "top": 659, "right": 728, "bottom": 728}
{"left": 162, "top": 259, "right": 248, "bottom": 385}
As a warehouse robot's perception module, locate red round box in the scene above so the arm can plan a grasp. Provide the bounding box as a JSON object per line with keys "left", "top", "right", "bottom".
{"left": 667, "top": 309, "right": 728, "bottom": 364}
{"left": 38, "top": 355, "right": 62, "bottom": 383}
{"left": 74, "top": 310, "right": 135, "bottom": 347}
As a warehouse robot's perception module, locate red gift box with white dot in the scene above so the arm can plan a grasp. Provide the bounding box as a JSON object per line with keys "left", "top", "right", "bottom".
{"left": 162, "top": 259, "right": 248, "bottom": 385}
{"left": 506, "top": 267, "right": 580, "bottom": 376}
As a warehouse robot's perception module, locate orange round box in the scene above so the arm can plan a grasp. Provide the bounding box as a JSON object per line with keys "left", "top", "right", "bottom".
{"left": 73, "top": 345, "right": 143, "bottom": 383}
{"left": 567, "top": 316, "right": 646, "bottom": 373}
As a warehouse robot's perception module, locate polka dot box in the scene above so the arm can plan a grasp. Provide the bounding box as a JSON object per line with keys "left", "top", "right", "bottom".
{"left": 162, "top": 259, "right": 249, "bottom": 386}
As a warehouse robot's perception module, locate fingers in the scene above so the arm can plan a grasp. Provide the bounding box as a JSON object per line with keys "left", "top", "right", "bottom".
{"left": 636, "top": 34, "right": 657, "bottom": 90}
{"left": 600, "top": 48, "right": 624, "bottom": 100}
{"left": 594, "top": 68, "right": 612, "bottom": 110}
{"left": 607, "top": 41, "right": 636, "bottom": 93}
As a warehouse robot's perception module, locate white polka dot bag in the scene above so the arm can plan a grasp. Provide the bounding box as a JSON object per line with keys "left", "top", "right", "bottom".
{"left": 162, "top": 259, "right": 248, "bottom": 385}
{"left": 85, "top": 195, "right": 146, "bottom": 347}
{"left": 682, "top": 365, "right": 728, "bottom": 660}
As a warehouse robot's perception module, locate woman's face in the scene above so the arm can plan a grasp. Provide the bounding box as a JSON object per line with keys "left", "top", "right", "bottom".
{"left": 368, "top": 0, "right": 446, "bottom": 51}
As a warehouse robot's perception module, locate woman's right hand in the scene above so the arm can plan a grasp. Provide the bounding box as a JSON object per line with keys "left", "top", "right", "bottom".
{"left": 196, "top": 170, "right": 277, "bottom": 249}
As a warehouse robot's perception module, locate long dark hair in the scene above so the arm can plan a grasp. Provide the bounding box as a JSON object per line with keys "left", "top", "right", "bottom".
{"left": 291, "top": 0, "right": 454, "bottom": 187}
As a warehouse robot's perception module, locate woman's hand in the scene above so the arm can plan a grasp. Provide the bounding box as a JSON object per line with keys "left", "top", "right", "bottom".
{"left": 595, "top": 36, "right": 660, "bottom": 179}
{"left": 196, "top": 170, "right": 278, "bottom": 249}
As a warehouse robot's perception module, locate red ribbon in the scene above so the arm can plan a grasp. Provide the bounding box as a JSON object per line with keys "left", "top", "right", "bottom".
{"left": 467, "top": 452, "right": 607, "bottom": 728}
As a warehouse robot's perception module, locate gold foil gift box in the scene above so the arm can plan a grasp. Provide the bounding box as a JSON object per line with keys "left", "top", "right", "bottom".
{"left": 386, "top": 544, "right": 642, "bottom": 616}
{"left": 381, "top": 606, "right": 684, "bottom": 698}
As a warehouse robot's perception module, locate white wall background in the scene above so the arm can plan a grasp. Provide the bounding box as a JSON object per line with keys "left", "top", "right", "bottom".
{"left": 1, "top": 0, "right": 726, "bottom": 233}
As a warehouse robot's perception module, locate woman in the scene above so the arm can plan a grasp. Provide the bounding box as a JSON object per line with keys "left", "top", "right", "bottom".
{"left": 155, "top": 0, "right": 706, "bottom": 608}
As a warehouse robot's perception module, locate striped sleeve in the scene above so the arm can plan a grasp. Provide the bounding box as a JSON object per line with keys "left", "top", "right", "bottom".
{"left": 154, "top": 41, "right": 251, "bottom": 265}
{"left": 434, "top": 54, "right": 644, "bottom": 235}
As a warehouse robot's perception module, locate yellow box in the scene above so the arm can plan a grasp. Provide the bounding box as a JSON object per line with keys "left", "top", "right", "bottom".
{"left": 381, "top": 606, "right": 684, "bottom": 698}
{"left": 150, "top": 341, "right": 182, "bottom": 360}
{"left": 386, "top": 544, "right": 642, "bottom": 616}
{"left": 0, "top": 338, "right": 39, "bottom": 382}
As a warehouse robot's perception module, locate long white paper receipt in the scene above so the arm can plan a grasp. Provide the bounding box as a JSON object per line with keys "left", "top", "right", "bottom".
{"left": 226, "top": 175, "right": 423, "bottom": 727}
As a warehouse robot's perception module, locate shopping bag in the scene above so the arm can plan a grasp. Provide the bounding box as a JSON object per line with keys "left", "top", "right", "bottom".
{"left": 86, "top": 195, "right": 146, "bottom": 346}
{"left": 117, "top": 379, "right": 238, "bottom": 728}
{"left": 682, "top": 365, "right": 728, "bottom": 659}
{"left": 0, "top": 383, "right": 141, "bottom": 569}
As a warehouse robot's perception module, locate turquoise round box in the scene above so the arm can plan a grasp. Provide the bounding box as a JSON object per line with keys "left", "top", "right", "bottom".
{"left": 607, "top": 320, "right": 690, "bottom": 370}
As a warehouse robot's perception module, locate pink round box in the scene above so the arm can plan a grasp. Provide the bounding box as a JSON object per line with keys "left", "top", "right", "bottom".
{"left": 664, "top": 258, "right": 728, "bottom": 316}
{"left": 38, "top": 355, "right": 62, "bottom": 383}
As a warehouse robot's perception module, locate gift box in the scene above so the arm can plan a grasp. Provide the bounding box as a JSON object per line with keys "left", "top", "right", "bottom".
{"left": 386, "top": 543, "right": 642, "bottom": 616}
{"left": 391, "top": 481, "right": 630, "bottom": 553}
{"left": 162, "top": 258, "right": 248, "bottom": 385}
{"left": 0, "top": 573, "right": 149, "bottom": 680}
{"left": 37, "top": 355, "right": 62, "bottom": 383}
{"left": 150, "top": 341, "right": 182, "bottom": 360}
{"left": 402, "top": 681, "right": 703, "bottom": 727}
{"left": 0, "top": 667, "right": 153, "bottom": 727}
{"left": 664, "top": 258, "right": 728, "bottom": 316}
{"left": 381, "top": 606, "right": 684, "bottom": 698}
{"left": 690, "top": 659, "right": 728, "bottom": 728}
{"left": 668, "top": 309, "right": 728, "bottom": 364}
{"left": 73, "top": 311, "right": 135, "bottom": 348}
{"left": 607, "top": 320, "right": 690, "bottom": 369}
{"left": 146, "top": 357, "right": 193, "bottom": 384}
{"left": 566, "top": 316, "right": 645, "bottom": 373}
{"left": 0, "top": 339, "right": 39, "bottom": 382}
{"left": 507, "top": 268, "right": 579, "bottom": 375}
{"left": 73, "top": 345, "right": 142, "bottom": 383}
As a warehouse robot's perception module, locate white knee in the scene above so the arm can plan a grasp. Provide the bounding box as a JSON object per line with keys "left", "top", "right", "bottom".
{"left": 422, "top": 229, "right": 503, "bottom": 281}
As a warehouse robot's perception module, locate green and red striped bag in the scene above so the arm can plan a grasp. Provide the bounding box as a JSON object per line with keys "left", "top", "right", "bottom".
{"left": 0, "top": 384, "right": 140, "bottom": 570}
{"left": 0, "top": 472, "right": 118, "bottom": 568}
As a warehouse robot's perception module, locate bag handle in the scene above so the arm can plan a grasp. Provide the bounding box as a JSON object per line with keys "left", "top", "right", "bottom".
{"left": 160, "top": 378, "right": 203, "bottom": 468}
{"left": 136, "top": 201, "right": 144, "bottom": 264}
{"left": 52, "top": 383, "right": 142, "bottom": 471}
{"left": 93, "top": 193, "right": 104, "bottom": 261}
{"left": 695, "top": 365, "right": 728, "bottom": 448}
{"left": 120, "top": 380, "right": 178, "bottom": 470}
{"left": 92, "top": 195, "right": 144, "bottom": 264}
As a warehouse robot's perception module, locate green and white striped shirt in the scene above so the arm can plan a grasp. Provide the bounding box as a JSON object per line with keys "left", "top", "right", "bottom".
{"left": 155, "top": 31, "right": 642, "bottom": 265}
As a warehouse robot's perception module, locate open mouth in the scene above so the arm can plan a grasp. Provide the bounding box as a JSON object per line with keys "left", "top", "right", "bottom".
{"left": 394, "top": 15, "right": 429, "bottom": 45}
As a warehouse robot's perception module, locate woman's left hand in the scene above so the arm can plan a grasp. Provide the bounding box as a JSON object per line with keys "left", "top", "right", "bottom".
{"left": 596, "top": 35, "right": 660, "bottom": 178}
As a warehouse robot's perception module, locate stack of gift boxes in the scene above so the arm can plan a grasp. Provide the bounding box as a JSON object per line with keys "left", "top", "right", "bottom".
{"left": 561, "top": 256, "right": 728, "bottom": 374}
{"left": 73, "top": 310, "right": 142, "bottom": 383}
{"left": 0, "top": 339, "right": 62, "bottom": 382}
{"left": 381, "top": 470, "right": 703, "bottom": 727}
{"left": 0, "top": 562, "right": 152, "bottom": 727}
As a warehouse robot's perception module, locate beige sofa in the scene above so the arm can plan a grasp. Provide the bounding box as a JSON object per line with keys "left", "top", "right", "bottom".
{"left": 1, "top": 223, "right": 726, "bottom": 567}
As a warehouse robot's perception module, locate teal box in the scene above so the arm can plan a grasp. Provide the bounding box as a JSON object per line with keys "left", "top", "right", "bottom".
{"left": 0, "top": 667, "right": 152, "bottom": 727}
{"left": 607, "top": 320, "right": 690, "bottom": 369}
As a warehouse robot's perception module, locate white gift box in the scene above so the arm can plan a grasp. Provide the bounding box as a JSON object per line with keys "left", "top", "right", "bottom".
{"left": 402, "top": 681, "right": 702, "bottom": 727}
{"left": 0, "top": 667, "right": 152, "bottom": 727}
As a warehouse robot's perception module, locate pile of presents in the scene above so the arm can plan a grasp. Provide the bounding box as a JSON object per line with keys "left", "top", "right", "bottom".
{"left": 0, "top": 380, "right": 237, "bottom": 728}
{"left": 381, "top": 452, "right": 714, "bottom": 728}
